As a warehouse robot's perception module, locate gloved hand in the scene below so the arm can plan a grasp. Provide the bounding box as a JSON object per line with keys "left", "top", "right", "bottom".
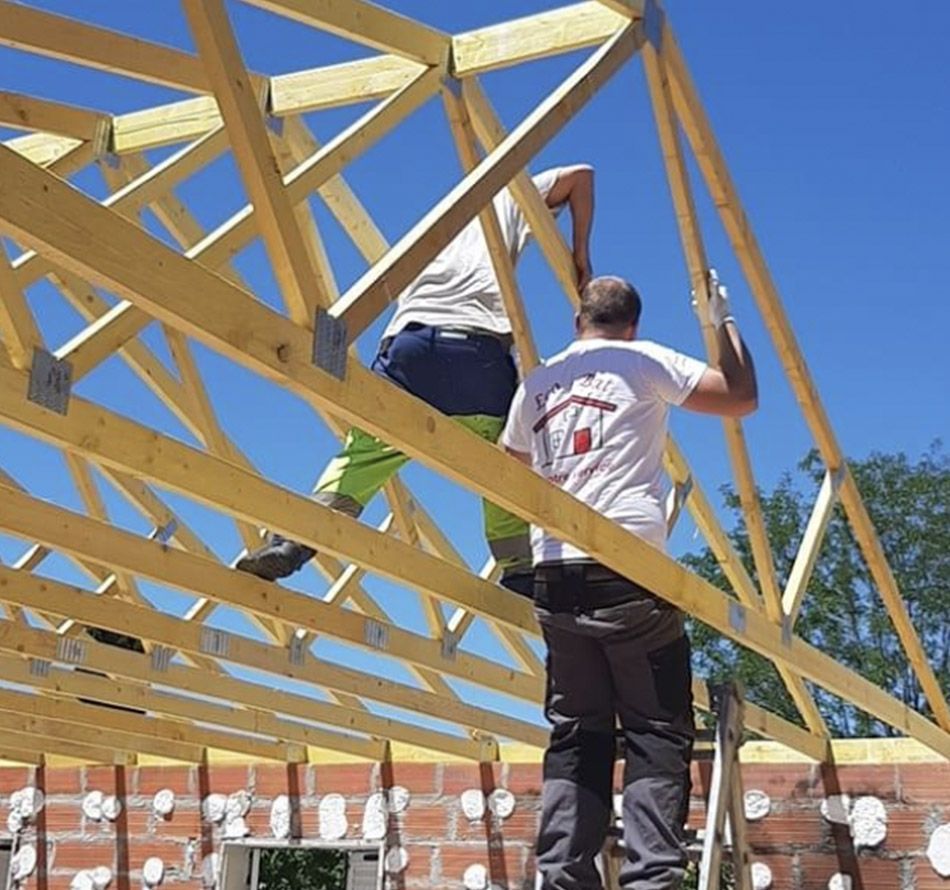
{"left": 691, "top": 268, "right": 736, "bottom": 328}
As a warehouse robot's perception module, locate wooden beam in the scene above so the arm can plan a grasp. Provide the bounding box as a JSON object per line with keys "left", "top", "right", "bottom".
{"left": 0, "top": 91, "right": 110, "bottom": 150}
{"left": 0, "top": 691, "right": 205, "bottom": 762}
{"left": 0, "top": 144, "right": 946, "bottom": 755}
{"left": 0, "top": 0, "right": 208, "bottom": 94}
{"left": 0, "top": 486, "right": 542, "bottom": 703}
{"left": 0, "top": 652, "right": 383, "bottom": 762}
{"left": 0, "top": 572, "right": 543, "bottom": 749}
{"left": 0, "top": 681, "right": 303, "bottom": 763}
{"left": 39, "top": 71, "right": 440, "bottom": 377}
{"left": 0, "top": 246, "right": 42, "bottom": 369}
{"left": 111, "top": 97, "right": 222, "bottom": 154}
{"left": 0, "top": 619, "right": 495, "bottom": 761}
{"left": 242, "top": 0, "right": 449, "bottom": 67}
{"left": 662, "top": 28, "right": 950, "bottom": 732}
{"left": 331, "top": 24, "right": 642, "bottom": 340}
{"left": 0, "top": 727, "right": 118, "bottom": 765}
{"left": 782, "top": 468, "right": 844, "bottom": 625}
{"left": 641, "top": 34, "right": 827, "bottom": 737}
{"left": 271, "top": 56, "right": 426, "bottom": 116}
{"left": 441, "top": 86, "right": 539, "bottom": 369}
{"left": 184, "top": 0, "right": 327, "bottom": 325}
{"left": 452, "top": 2, "right": 628, "bottom": 76}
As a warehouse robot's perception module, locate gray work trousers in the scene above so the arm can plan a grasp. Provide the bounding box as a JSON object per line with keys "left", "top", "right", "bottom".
{"left": 534, "top": 562, "right": 694, "bottom": 890}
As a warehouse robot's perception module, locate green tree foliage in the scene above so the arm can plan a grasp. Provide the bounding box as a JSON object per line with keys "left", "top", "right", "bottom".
{"left": 684, "top": 444, "right": 949, "bottom": 736}
{"left": 257, "top": 848, "right": 348, "bottom": 890}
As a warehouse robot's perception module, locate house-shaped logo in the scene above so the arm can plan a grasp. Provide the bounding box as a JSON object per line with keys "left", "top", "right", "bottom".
{"left": 532, "top": 394, "right": 617, "bottom": 467}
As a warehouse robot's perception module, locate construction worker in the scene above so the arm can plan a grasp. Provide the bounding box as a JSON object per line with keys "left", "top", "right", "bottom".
{"left": 501, "top": 274, "right": 757, "bottom": 889}
{"left": 236, "top": 165, "right": 595, "bottom": 593}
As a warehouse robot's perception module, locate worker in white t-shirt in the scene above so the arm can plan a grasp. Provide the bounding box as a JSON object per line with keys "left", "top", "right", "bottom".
{"left": 237, "top": 165, "right": 594, "bottom": 591}
{"left": 500, "top": 274, "right": 757, "bottom": 890}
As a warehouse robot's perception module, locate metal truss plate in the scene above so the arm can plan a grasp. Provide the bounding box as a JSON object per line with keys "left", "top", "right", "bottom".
{"left": 312, "top": 309, "right": 347, "bottom": 380}
{"left": 151, "top": 646, "right": 173, "bottom": 672}
{"left": 29, "top": 658, "right": 51, "bottom": 677}
{"left": 728, "top": 601, "right": 746, "bottom": 634}
{"left": 363, "top": 618, "right": 389, "bottom": 651}
{"left": 440, "top": 631, "right": 459, "bottom": 662}
{"left": 153, "top": 518, "right": 179, "bottom": 545}
{"left": 28, "top": 348, "right": 72, "bottom": 415}
{"left": 289, "top": 633, "right": 307, "bottom": 666}
{"left": 56, "top": 637, "right": 87, "bottom": 665}
{"left": 200, "top": 627, "right": 231, "bottom": 657}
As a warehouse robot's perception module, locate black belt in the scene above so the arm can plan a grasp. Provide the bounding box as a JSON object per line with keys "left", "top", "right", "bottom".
{"left": 534, "top": 560, "right": 665, "bottom": 611}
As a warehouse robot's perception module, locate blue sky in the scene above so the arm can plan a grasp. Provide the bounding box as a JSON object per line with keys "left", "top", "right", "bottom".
{"left": 0, "top": 1, "right": 948, "bottom": 736}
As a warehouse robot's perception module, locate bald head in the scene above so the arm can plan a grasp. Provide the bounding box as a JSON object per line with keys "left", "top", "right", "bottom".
{"left": 576, "top": 275, "right": 642, "bottom": 339}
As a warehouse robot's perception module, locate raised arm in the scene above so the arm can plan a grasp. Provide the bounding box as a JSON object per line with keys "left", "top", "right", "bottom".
{"left": 682, "top": 272, "right": 759, "bottom": 418}
{"left": 545, "top": 164, "right": 594, "bottom": 292}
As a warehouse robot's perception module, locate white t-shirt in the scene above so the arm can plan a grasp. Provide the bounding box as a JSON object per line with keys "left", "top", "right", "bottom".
{"left": 500, "top": 338, "right": 707, "bottom": 563}
{"left": 382, "top": 168, "right": 563, "bottom": 338}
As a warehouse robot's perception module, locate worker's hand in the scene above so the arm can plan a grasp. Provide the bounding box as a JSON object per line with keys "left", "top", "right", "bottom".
{"left": 574, "top": 251, "right": 592, "bottom": 293}
{"left": 692, "top": 268, "right": 736, "bottom": 328}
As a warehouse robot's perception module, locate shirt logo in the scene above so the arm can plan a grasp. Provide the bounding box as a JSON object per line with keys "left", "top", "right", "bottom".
{"left": 532, "top": 394, "right": 618, "bottom": 467}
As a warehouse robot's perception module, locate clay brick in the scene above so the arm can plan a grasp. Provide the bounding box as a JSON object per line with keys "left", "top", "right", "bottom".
{"left": 51, "top": 841, "right": 117, "bottom": 870}
{"left": 885, "top": 808, "right": 928, "bottom": 853}
{"left": 384, "top": 762, "right": 439, "bottom": 795}
{"left": 44, "top": 801, "right": 82, "bottom": 834}
{"left": 438, "top": 842, "right": 526, "bottom": 885}
{"left": 457, "top": 809, "right": 539, "bottom": 844}
{"left": 913, "top": 855, "right": 950, "bottom": 889}
{"left": 244, "top": 807, "right": 271, "bottom": 835}
{"left": 153, "top": 808, "right": 201, "bottom": 838}
{"left": 741, "top": 763, "right": 818, "bottom": 801}
{"left": 123, "top": 809, "right": 156, "bottom": 836}
{"left": 136, "top": 766, "right": 194, "bottom": 797}
{"left": 84, "top": 766, "right": 117, "bottom": 793}
{"left": 747, "top": 807, "right": 826, "bottom": 849}
{"left": 403, "top": 844, "right": 435, "bottom": 881}
{"left": 505, "top": 764, "right": 542, "bottom": 796}
{"left": 899, "top": 763, "right": 950, "bottom": 804}
{"left": 749, "top": 853, "right": 795, "bottom": 889}
{"left": 43, "top": 767, "right": 82, "bottom": 795}
{"left": 314, "top": 763, "right": 374, "bottom": 796}
{"left": 817, "top": 764, "right": 900, "bottom": 800}
{"left": 252, "top": 763, "right": 289, "bottom": 797}
{"left": 798, "top": 852, "right": 901, "bottom": 890}
{"left": 442, "top": 763, "right": 502, "bottom": 796}
{"left": 690, "top": 760, "right": 714, "bottom": 798}
{"left": 202, "top": 764, "right": 250, "bottom": 793}
{"left": 400, "top": 804, "right": 454, "bottom": 840}
{"left": 126, "top": 840, "right": 189, "bottom": 869}
{"left": 0, "top": 766, "right": 32, "bottom": 793}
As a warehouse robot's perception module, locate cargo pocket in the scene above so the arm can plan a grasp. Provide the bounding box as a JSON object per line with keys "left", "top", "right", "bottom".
{"left": 647, "top": 634, "right": 692, "bottom": 717}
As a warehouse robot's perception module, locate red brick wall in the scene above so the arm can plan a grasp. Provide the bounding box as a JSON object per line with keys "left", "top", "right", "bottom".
{"left": 2, "top": 759, "right": 948, "bottom": 890}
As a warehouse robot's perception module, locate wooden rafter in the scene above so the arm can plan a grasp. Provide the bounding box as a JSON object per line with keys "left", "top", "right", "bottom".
{"left": 0, "top": 0, "right": 942, "bottom": 769}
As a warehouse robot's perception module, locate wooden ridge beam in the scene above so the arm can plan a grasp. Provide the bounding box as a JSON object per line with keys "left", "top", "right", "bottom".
{"left": 0, "top": 485, "right": 542, "bottom": 703}
{"left": 0, "top": 571, "right": 544, "bottom": 749}
{"left": 241, "top": 0, "right": 449, "bottom": 67}
{"left": 331, "top": 23, "right": 642, "bottom": 340}
{"left": 270, "top": 56, "right": 426, "bottom": 116}
{"left": 0, "top": 619, "right": 498, "bottom": 761}
{"left": 0, "top": 0, "right": 209, "bottom": 94}
{"left": 452, "top": 2, "right": 629, "bottom": 76}
{"left": 0, "top": 113, "right": 946, "bottom": 756}
{"left": 662, "top": 27, "right": 950, "bottom": 731}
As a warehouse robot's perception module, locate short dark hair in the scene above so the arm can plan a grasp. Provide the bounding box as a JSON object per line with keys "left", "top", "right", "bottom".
{"left": 578, "top": 276, "right": 642, "bottom": 331}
